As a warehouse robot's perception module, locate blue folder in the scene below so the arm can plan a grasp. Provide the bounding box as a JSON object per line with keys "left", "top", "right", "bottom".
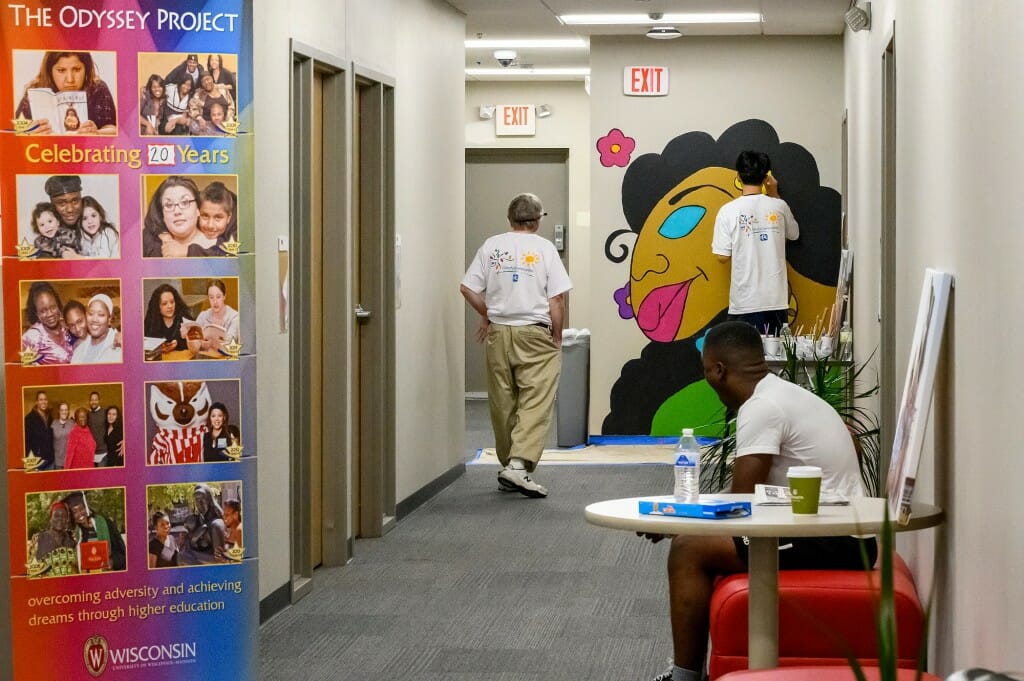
{"left": 638, "top": 497, "right": 751, "bottom": 519}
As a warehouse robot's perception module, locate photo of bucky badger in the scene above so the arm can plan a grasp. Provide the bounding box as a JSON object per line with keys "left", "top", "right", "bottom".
{"left": 148, "top": 380, "right": 211, "bottom": 465}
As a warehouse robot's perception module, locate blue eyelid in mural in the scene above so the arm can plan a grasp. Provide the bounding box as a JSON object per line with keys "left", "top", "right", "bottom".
{"left": 657, "top": 205, "right": 706, "bottom": 239}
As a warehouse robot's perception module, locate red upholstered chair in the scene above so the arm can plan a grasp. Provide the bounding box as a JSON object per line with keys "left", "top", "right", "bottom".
{"left": 707, "top": 554, "right": 926, "bottom": 679}
{"left": 717, "top": 666, "right": 942, "bottom": 681}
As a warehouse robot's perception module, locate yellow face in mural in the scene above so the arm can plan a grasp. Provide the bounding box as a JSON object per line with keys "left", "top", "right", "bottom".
{"left": 629, "top": 166, "right": 738, "bottom": 342}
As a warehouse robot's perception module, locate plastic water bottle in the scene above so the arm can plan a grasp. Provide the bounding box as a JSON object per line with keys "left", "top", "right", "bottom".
{"left": 838, "top": 321, "right": 853, "bottom": 361}
{"left": 673, "top": 428, "right": 701, "bottom": 503}
{"left": 779, "top": 322, "right": 793, "bottom": 345}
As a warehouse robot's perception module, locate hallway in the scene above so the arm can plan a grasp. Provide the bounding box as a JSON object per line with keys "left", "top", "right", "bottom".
{"left": 259, "top": 464, "right": 672, "bottom": 680}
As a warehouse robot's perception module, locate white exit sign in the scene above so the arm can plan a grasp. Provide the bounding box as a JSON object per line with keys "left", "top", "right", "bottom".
{"left": 623, "top": 66, "right": 669, "bottom": 96}
{"left": 495, "top": 104, "right": 536, "bottom": 136}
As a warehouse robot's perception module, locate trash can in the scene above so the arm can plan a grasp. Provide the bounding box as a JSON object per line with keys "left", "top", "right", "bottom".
{"left": 556, "top": 329, "right": 590, "bottom": 447}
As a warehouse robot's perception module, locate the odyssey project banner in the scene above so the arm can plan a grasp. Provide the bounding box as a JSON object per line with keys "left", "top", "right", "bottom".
{"left": 0, "top": 2, "right": 257, "bottom": 679}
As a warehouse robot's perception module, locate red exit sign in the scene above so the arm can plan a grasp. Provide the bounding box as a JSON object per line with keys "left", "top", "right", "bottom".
{"left": 623, "top": 66, "right": 669, "bottom": 96}
{"left": 495, "top": 104, "right": 536, "bottom": 136}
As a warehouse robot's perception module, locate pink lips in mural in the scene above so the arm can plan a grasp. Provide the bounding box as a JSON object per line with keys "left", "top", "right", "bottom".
{"left": 636, "top": 277, "right": 694, "bottom": 343}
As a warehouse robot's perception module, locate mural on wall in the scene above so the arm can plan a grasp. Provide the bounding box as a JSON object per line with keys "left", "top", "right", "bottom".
{"left": 596, "top": 128, "right": 636, "bottom": 167}
{"left": 602, "top": 119, "right": 842, "bottom": 436}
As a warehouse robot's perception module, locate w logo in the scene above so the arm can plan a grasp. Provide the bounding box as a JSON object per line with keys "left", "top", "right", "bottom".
{"left": 83, "top": 635, "right": 109, "bottom": 677}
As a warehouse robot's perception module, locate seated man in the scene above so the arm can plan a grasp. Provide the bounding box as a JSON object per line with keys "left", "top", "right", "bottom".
{"left": 650, "top": 321, "right": 876, "bottom": 681}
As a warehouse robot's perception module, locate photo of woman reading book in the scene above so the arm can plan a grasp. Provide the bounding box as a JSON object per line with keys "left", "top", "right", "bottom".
{"left": 14, "top": 51, "right": 117, "bottom": 135}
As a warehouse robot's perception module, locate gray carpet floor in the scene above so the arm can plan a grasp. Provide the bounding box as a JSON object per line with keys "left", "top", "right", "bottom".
{"left": 259, "top": 464, "right": 675, "bottom": 680}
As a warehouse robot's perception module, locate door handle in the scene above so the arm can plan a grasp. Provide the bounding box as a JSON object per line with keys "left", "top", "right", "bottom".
{"left": 354, "top": 304, "right": 372, "bottom": 320}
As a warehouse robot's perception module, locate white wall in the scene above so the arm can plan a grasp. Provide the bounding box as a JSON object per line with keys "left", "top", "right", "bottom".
{"left": 465, "top": 80, "right": 592, "bottom": 326}
{"left": 392, "top": 1, "right": 466, "bottom": 500}
{"left": 253, "top": 0, "right": 464, "bottom": 600}
{"left": 589, "top": 36, "right": 844, "bottom": 433}
{"left": 845, "top": 1, "right": 1024, "bottom": 674}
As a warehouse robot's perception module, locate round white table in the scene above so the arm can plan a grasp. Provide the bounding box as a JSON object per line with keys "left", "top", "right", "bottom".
{"left": 584, "top": 494, "right": 944, "bottom": 669}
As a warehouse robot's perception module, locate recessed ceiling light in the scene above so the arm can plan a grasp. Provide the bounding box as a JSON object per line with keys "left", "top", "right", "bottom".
{"left": 559, "top": 13, "right": 761, "bottom": 26}
{"left": 465, "top": 38, "right": 587, "bottom": 49}
{"left": 646, "top": 26, "right": 682, "bottom": 39}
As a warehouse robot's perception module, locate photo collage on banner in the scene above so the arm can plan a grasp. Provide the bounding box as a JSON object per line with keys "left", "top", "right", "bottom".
{"left": 1, "top": 3, "right": 256, "bottom": 679}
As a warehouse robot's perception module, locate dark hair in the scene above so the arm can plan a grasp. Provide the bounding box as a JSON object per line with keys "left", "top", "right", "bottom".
{"left": 735, "top": 150, "right": 771, "bottom": 186}
{"left": 177, "top": 74, "right": 194, "bottom": 93}
{"left": 81, "top": 196, "right": 115, "bottom": 234}
{"left": 206, "top": 279, "right": 228, "bottom": 297}
{"left": 151, "top": 510, "right": 170, "bottom": 528}
{"left": 26, "top": 281, "right": 63, "bottom": 324}
{"left": 30, "top": 202, "right": 58, "bottom": 234}
{"left": 223, "top": 499, "right": 241, "bottom": 517}
{"left": 63, "top": 106, "right": 80, "bottom": 127}
{"left": 27, "top": 52, "right": 100, "bottom": 92}
{"left": 207, "top": 54, "right": 223, "bottom": 72}
{"left": 62, "top": 299, "right": 86, "bottom": 318}
{"left": 209, "top": 401, "right": 230, "bottom": 424}
{"left": 143, "top": 176, "right": 201, "bottom": 241}
{"left": 199, "top": 181, "right": 238, "bottom": 239}
{"left": 105, "top": 405, "right": 121, "bottom": 421}
{"left": 144, "top": 283, "right": 193, "bottom": 336}
{"left": 704, "top": 321, "right": 764, "bottom": 360}
{"left": 146, "top": 73, "right": 164, "bottom": 98}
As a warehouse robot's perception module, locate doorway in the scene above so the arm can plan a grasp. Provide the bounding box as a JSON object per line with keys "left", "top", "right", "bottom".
{"left": 289, "top": 43, "right": 351, "bottom": 603}
{"left": 289, "top": 46, "right": 397, "bottom": 605}
{"left": 880, "top": 35, "right": 897, "bottom": 479}
{"left": 354, "top": 69, "right": 397, "bottom": 539}
{"left": 464, "top": 149, "right": 569, "bottom": 395}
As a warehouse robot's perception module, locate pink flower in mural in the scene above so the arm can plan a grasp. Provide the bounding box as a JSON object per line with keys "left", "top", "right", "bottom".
{"left": 596, "top": 128, "right": 636, "bottom": 167}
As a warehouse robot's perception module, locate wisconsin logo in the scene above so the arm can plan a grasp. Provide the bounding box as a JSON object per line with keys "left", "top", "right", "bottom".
{"left": 84, "top": 635, "right": 109, "bottom": 677}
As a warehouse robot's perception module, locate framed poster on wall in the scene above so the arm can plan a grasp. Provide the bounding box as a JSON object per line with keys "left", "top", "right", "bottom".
{"left": 886, "top": 268, "right": 953, "bottom": 525}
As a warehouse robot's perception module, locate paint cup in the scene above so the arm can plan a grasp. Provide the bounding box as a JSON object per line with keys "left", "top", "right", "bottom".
{"left": 763, "top": 336, "right": 781, "bottom": 359}
{"left": 796, "top": 336, "right": 815, "bottom": 360}
{"left": 816, "top": 335, "right": 834, "bottom": 358}
{"left": 787, "top": 466, "right": 823, "bottom": 514}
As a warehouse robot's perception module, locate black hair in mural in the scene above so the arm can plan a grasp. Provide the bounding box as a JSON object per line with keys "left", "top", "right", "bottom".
{"left": 602, "top": 119, "right": 842, "bottom": 434}
{"left": 602, "top": 310, "right": 728, "bottom": 434}
{"left": 609, "top": 118, "right": 841, "bottom": 283}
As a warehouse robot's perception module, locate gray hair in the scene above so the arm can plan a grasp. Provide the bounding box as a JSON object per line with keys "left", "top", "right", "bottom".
{"left": 507, "top": 193, "right": 545, "bottom": 223}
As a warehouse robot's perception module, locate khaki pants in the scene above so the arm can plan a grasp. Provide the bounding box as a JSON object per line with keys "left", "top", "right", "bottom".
{"left": 485, "top": 324, "right": 561, "bottom": 472}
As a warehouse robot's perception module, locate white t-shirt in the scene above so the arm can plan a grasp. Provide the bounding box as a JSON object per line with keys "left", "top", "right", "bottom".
{"left": 461, "top": 230, "right": 572, "bottom": 326}
{"left": 71, "top": 328, "right": 122, "bottom": 364}
{"left": 711, "top": 194, "right": 799, "bottom": 314}
{"left": 736, "top": 373, "right": 865, "bottom": 498}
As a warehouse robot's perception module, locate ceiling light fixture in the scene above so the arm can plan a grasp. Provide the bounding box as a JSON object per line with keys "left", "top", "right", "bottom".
{"left": 844, "top": 2, "right": 872, "bottom": 32}
{"left": 559, "top": 12, "right": 761, "bottom": 26}
{"left": 646, "top": 26, "right": 682, "bottom": 39}
{"left": 465, "top": 38, "right": 586, "bottom": 49}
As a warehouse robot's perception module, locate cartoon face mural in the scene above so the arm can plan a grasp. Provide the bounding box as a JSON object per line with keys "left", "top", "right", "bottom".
{"left": 628, "top": 166, "right": 738, "bottom": 342}
{"left": 602, "top": 119, "right": 843, "bottom": 436}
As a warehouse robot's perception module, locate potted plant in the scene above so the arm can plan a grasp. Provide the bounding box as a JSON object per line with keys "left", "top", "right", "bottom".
{"left": 700, "top": 341, "right": 881, "bottom": 495}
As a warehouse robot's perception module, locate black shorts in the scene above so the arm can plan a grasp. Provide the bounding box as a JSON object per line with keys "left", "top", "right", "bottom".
{"left": 732, "top": 535, "right": 878, "bottom": 571}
